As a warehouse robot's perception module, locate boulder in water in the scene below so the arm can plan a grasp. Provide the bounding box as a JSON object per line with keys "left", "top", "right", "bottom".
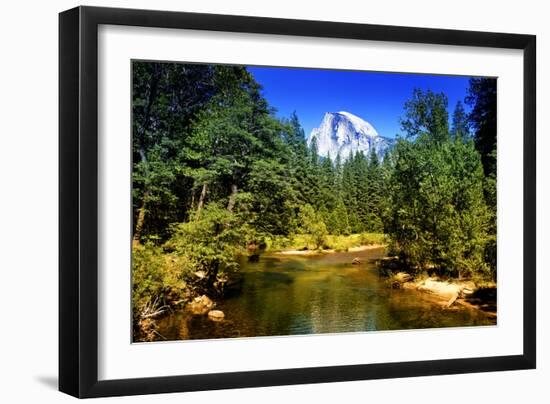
{"left": 208, "top": 310, "right": 225, "bottom": 321}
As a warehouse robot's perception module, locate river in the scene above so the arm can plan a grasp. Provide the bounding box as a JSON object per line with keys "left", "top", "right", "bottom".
{"left": 156, "top": 247, "right": 495, "bottom": 341}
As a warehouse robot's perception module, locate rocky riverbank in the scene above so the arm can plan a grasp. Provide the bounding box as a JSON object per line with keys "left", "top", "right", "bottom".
{"left": 388, "top": 271, "right": 497, "bottom": 317}
{"left": 186, "top": 294, "right": 226, "bottom": 321}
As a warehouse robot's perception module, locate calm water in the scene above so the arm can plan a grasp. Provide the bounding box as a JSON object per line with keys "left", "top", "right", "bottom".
{"left": 156, "top": 247, "right": 495, "bottom": 341}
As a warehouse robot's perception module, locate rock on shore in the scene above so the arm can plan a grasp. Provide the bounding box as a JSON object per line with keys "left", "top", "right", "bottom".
{"left": 187, "top": 295, "right": 214, "bottom": 315}
{"left": 417, "top": 278, "right": 472, "bottom": 307}
{"left": 390, "top": 273, "right": 475, "bottom": 307}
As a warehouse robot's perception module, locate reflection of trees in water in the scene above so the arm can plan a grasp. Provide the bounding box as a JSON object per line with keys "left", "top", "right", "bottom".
{"left": 156, "top": 250, "right": 495, "bottom": 341}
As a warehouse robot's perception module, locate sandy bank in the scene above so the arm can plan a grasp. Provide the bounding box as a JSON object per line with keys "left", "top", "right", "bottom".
{"left": 273, "top": 244, "right": 387, "bottom": 256}
{"left": 348, "top": 244, "right": 387, "bottom": 252}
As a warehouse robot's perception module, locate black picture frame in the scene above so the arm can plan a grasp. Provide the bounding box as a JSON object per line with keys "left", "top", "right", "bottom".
{"left": 59, "top": 5, "right": 536, "bottom": 398}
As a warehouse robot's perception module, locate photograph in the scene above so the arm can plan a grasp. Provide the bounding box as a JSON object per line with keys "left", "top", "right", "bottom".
{"left": 0, "top": 0, "right": 542, "bottom": 401}
{"left": 131, "top": 61, "right": 498, "bottom": 343}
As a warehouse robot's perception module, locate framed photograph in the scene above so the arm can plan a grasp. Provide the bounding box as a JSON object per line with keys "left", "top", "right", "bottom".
{"left": 59, "top": 6, "right": 536, "bottom": 398}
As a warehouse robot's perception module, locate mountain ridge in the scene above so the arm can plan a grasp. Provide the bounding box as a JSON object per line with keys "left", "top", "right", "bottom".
{"left": 307, "top": 111, "right": 394, "bottom": 161}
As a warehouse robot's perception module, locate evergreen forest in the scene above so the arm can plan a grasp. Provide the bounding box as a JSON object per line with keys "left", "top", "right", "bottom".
{"left": 131, "top": 62, "right": 497, "bottom": 339}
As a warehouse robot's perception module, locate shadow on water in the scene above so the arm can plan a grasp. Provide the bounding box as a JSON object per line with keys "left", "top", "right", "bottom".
{"left": 156, "top": 247, "right": 496, "bottom": 341}
{"left": 465, "top": 287, "right": 497, "bottom": 314}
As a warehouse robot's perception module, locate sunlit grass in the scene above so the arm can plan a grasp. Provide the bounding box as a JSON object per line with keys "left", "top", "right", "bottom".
{"left": 265, "top": 233, "right": 387, "bottom": 252}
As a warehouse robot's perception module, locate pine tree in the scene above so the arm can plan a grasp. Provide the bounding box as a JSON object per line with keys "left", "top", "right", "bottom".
{"left": 132, "top": 62, "right": 217, "bottom": 241}
{"left": 319, "top": 154, "right": 337, "bottom": 213}
{"left": 400, "top": 88, "right": 449, "bottom": 144}
{"left": 341, "top": 153, "right": 360, "bottom": 232}
{"left": 327, "top": 197, "right": 350, "bottom": 235}
{"left": 306, "top": 138, "right": 324, "bottom": 210}
{"left": 451, "top": 100, "right": 469, "bottom": 140}
{"left": 366, "top": 147, "right": 384, "bottom": 232}
{"left": 386, "top": 90, "right": 492, "bottom": 277}
{"left": 465, "top": 78, "right": 497, "bottom": 274}
{"left": 466, "top": 78, "right": 497, "bottom": 178}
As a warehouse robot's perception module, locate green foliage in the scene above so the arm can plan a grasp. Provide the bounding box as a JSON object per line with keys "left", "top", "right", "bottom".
{"left": 466, "top": 78, "right": 497, "bottom": 275}
{"left": 247, "top": 159, "right": 296, "bottom": 236}
{"left": 401, "top": 88, "right": 449, "bottom": 144}
{"left": 451, "top": 100, "right": 469, "bottom": 140}
{"left": 132, "top": 62, "right": 218, "bottom": 240}
{"left": 265, "top": 233, "right": 385, "bottom": 252}
{"left": 167, "top": 202, "right": 245, "bottom": 294}
{"left": 132, "top": 242, "right": 187, "bottom": 320}
{"left": 386, "top": 89, "right": 493, "bottom": 278}
{"left": 466, "top": 78, "right": 497, "bottom": 178}
{"left": 131, "top": 61, "right": 498, "bottom": 309}
{"left": 297, "top": 204, "right": 328, "bottom": 249}
{"left": 359, "top": 232, "right": 386, "bottom": 245}
{"left": 326, "top": 233, "right": 385, "bottom": 251}
{"left": 326, "top": 198, "right": 350, "bottom": 235}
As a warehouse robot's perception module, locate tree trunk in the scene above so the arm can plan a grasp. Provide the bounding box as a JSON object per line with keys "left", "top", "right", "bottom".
{"left": 133, "top": 189, "right": 149, "bottom": 244}
{"left": 133, "top": 66, "right": 161, "bottom": 242}
{"left": 227, "top": 184, "right": 238, "bottom": 213}
{"left": 195, "top": 183, "right": 208, "bottom": 220}
{"left": 190, "top": 189, "right": 196, "bottom": 213}
{"left": 133, "top": 148, "right": 150, "bottom": 244}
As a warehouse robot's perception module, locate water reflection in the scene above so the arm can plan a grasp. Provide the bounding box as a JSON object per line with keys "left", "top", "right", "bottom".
{"left": 156, "top": 248, "right": 495, "bottom": 341}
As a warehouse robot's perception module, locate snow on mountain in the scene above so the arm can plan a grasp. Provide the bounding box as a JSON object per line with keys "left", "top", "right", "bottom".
{"left": 307, "top": 111, "right": 394, "bottom": 161}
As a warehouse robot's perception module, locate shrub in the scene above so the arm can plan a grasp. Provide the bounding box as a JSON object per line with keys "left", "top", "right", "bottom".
{"left": 297, "top": 204, "right": 328, "bottom": 250}
{"left": 166, "top": 202, "right": 244, "bottom": 294}
{"left": 131, "top": 241, "right": 188, "bottom": 338}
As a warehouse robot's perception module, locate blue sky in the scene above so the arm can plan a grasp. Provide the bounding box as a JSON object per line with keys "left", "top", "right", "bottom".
{"left": 248, "top": 66, "right": 473, "bottom": 139}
